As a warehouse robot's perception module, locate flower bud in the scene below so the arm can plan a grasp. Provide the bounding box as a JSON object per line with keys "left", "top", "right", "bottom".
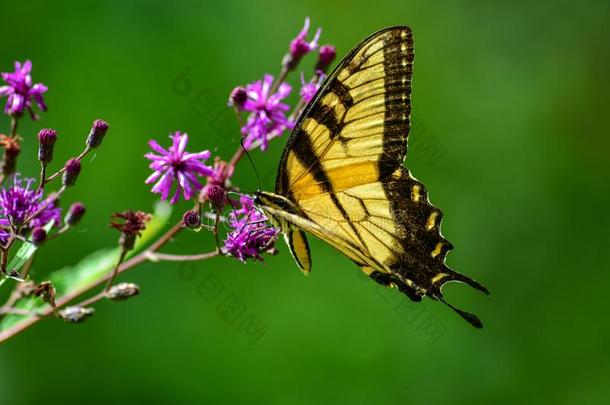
{"left": 205, "top": 184, "right": 225, "bottom": 211}
{"left": 65, "top": 202, "right": 86, "bottom": 226}
{"left": 182, "top": 209, "right": 201, "bottom": 229}
{"left": 86, "top": 119, "right": 109, "bottom": 149}
{"left": 286, "top": 18, "right": 321, "bottom": 70}
{"left": 59, "top": 306, "right": 95, "bottom": 323}
{"left": 316, "top": 45, "right": 336, "bottom": 72}
{"left": 228, "top": 86, "right": 247, "bottom": 109}
{"left": 107, "top": 282, "right": 140, "bottom": 301}
{"left": 62, "top": 158, "right": 81, "bottom": 186}
{"left": 37, "top": 128, "right": 58, "bottom": 164}
{"left": 31, "top": 227, "right": 47, "bottom": 246}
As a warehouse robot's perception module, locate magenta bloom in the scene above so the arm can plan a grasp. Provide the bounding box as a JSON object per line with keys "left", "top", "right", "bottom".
{"left": 0, "top": 176, "right": 61, "bottom": 243}
{"left": 223, "top": 196, "right": 279, "bottom": 262}
{"left": 206, "top": 158, "right": 233, "bottom": 187}
{"left": 145, "top": 131, "right": 214, "bottom": 204}
{"left": 316, "top": 45, "right": 336, "bottom": 72}
{"left": 289, "top": 17, "right": 321, "bottom": 59}
{"left": 241, "top": 74, "right": 293, "bottom": 151}
{"left": 299, "top": 72, "right": 325, "bottom": 104}
{"left": 0, "top": 60, "right": 47, "bottom": 119}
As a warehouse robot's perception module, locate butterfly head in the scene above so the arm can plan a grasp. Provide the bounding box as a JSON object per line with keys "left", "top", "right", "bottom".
{"left": 252, "top": 191, "right": 301, "bottom": 232}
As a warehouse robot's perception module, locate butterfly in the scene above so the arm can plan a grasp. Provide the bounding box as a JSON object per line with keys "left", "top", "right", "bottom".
{"left": 253, "top": 26, "right": 489, "bottom": 328}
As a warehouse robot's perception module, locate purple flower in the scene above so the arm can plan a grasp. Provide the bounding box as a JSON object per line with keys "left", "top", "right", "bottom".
{"left": 0, "top": 176, "right": 61, "bottom": 235}
{"left": 0, "top": 60, "right": 48, "bottom": 119}
{"left": 206, "top": 157, "right": 233, "bottom": 187}
{"left": 228, "top": 86, "right": 247, "bottom": 109}
{"left": 299, "top": 72, "right": 325, "bottom": 104}
{"left": 241, "top": 74, "right": 293, "bottom": 151}
{"left": 289, "top": 17, "right": 321, "bottom": 59}
{"left": 0, "top": 220, "right": 10, "bottom": 245}
{"left": 223, "top": 195, "right": 279, "bottom": 262}
{"left": 145, "top": 131, "right": 214, "bottom": 204}
{"left": 316, "top": 45, "right": 336, "bottom": 72}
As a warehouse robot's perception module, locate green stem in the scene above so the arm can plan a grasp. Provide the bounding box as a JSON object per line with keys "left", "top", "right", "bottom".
{"left": 9, "top": 116, "right": 19, "bottom": 138}
{"left": 0, "top": 221, "right": 185, "bottom": 344}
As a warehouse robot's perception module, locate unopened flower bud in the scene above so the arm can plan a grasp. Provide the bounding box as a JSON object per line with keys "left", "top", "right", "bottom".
{"left": 316, "top": 45, "right": 336, "bottom": 72}
{"left": 37, "top": 128, "right": 58, "bottom": 164}
{"left": 205, "top": 184, "right": 225, "bottom": 211}
{"left": 289, "top": 17, "right": 322, "bottom": 61}
{"left": 107, "top": 282, "right": 140, "bottom": 301}
{"left": 228, "top": 86, "right": 247, "bottom": 109}
{"left": 62, "top": 158, "right": 81, "bottom": 186}
{"left": 65, "top": 202, "right": 86, "bottom": 226}
{"left": 86, "top": 119, "right": 109, "bottom": 149}
{"left": 182, "top": 210, "right": 201, "bottom": 228}
{"left": 59, "top": 306, "right": 95, "bottom": 323}
{"left": 31, "top": 227, "right": 47, "bottom": 246}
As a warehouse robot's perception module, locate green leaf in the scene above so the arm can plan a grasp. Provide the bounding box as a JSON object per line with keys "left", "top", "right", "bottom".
{"left": 0, "top": 201, "right": 172, "bottom": 332}
{"left": 6, "top": 220, "right": 56, "bottom": 275}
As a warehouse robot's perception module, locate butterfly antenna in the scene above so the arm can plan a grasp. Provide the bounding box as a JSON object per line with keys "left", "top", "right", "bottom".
{"left": 240, "top": 138, "right": 262, "bottom": 191}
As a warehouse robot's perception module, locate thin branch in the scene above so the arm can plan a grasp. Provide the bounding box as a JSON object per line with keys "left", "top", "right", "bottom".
{"left": 23, "top": 185, "right": 66, "bottom": 224}
{"left": 74, "top": 291, "right": 107, "bottom": 308}
{"left": 0, "top": 307, "right": 42, "bottom": 316}
{"left": 146, "top": 250, "right": 220, "bottom": 262}
{"left": 0, "top": 220, "right": 185, "bottom": 344}
{"left": 37, "top": 163, "right": 47, "bottom": 192}
{"left": 9, "top": 116, "right": 19, "bottom": 138}
{"left": 0, "top": 255, "right": 37, "bottom": 319}
{"left": 104, "top": 248, "right": 127, "bottom": 292}
{"left": 43, "top": 147, "right": 90, "bottom": 185}
{"left": 269, "top": 64, "right": 289, "bottom": 95}
{"left": 1, "top": 248, "right": 8, "bottom": 274}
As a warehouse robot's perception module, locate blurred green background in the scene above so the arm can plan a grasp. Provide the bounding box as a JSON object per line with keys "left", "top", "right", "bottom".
{"left": 1, "top": 0, "right": 609, "bottom": 404}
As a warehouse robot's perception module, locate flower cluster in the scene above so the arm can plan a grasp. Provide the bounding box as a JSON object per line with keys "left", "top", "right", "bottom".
{"left": 226, "top": 18, "right": 335, "bottom": 153}
{"left": 143, "top": 17, "right": 336, "bottom": 263}
{"left": 0, "top": 176, "right": 61, "bottom": 244}
{"left": 237, "top": 74, "right": 293, "bottom": 151}
{"left": 0, "top": 60, "right": 47, "bottom": 119}
{"left": 223, "top": 196, "right": 279, "bottom": 262}
{"left": 0, "top": 60, "right": 106, "bottom": 267}
{"left": 300, "top": 72, "right": 326, "bottom": 104}
{"left": 0, "top": 17, "right": 339, "bottom": 341}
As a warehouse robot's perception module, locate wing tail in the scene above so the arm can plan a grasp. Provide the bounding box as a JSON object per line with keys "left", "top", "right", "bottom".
{"left": 284, "top": 229, "right": 312, "bottom": 275}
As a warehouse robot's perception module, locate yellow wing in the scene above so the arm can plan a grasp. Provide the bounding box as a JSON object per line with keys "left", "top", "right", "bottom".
{"left": 266, "top": 26, "right": 488, "bottom": 327}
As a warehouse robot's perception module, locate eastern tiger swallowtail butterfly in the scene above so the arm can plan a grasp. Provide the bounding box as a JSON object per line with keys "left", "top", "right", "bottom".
{"left": 253, "top": 26, "right": 489, "bottom": 328}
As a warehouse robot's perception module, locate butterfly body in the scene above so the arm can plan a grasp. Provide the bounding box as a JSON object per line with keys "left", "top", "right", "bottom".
{"left": 254, "top": 26, "right": 488, "bottom": 327}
